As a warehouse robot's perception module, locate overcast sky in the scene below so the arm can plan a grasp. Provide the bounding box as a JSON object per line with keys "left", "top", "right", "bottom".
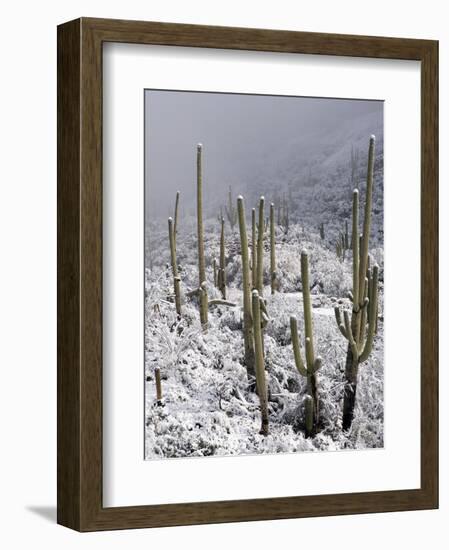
{"left": 145, "top": 90, "right": 382, "bottom": 221}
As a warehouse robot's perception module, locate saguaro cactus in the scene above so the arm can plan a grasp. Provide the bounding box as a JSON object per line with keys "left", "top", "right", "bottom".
{"left": 252, "top": 290, "right": 269, "bottom": 435}
{"left": 224, "top": 185, "right": 238, "bottom": 230}
{"left": 196, "top": 143, "right": 206, "bottom": 288}
{"left": 290, "top": 250, "right": 323, "bottom": 436}
{"left": 173, "top": 190, "right": 180, "bottom": 250}
{"left": 270, "top": 202, "right": 277, "bottom": 294}
{"left": 218, "top": 217, "right": 227, "bottom": 299}
{"left": 334, "top": 135, "right": 379, "bottom": 430}
{"left": 256, "top": 196, "right": 265, "bottom": 296}
{"left": 168, "top": 216, "right": 181, "bottom": 316}
{"left": 213, "top": 258, "right": 218, "bottom": 287}
{"left": 319, "top": 222, "right": 325, "bottom": 240}
{"left": 168, "top": 217, "right": 178, "bottom": 278}
{"left": 237, "top": 196, "right": 255, "bottom": 378}
{"left": 251, "top": 208, "right": 257, "bottom": 290}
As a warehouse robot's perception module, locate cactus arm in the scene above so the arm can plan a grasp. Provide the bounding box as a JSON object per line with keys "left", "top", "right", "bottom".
{"left": 347, "top": 291, "right": 354, "bottom": 302}
{"left": 334, "top": 307, "right": 348, "bottom": 338}
{"left": 196, "top": 144, "right": 206, "bottom": 287}
{"left": 343, "top": 310, "right": 359, "bottom": 360}
{"left": 252, "top": 290, "right": 269, "bottom": 435}
{"left": 208, "top": 299, "right": 237, "bottom": 307}
{"left": 290, "top": 316, "right": 307, "bottom": 377}
{"left": 358, "top": 135, "right": 375, "bottom": 306}
{"left": 256, "top": 197, "right": 265, "bottom": 295}
{"left": 359, "top": 265, "right": 379, "bottom": 363}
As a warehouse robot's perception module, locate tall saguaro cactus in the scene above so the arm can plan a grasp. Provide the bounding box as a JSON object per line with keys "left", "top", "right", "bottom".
{"left": 237, "top": 196, "right": 255, "bottom": 378}
{"left": 256, "top": 196, "right": 265, "bottom": 296}
{"left": 290, "top": 251, "right": 323, "bottom": 437}
{"left": 218, "top": 217, "right": 227, "bottom": 299}
{"left": 270, "top": 203, "right": 277, "bottom": 294}
{"left": 251, "top": 208, "right": 257, "bottom": 290}
{"left": 252, "top": 290, "right": 269, "bottom": 435}
{"left": 196, "top": 143, "right": 206, "bottom": 288}
{"left": 334, "top": 135, "right": 379, "bottom": 431}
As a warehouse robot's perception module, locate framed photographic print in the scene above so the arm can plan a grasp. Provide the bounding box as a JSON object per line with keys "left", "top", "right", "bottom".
{"left": 57, "top": 17, "right": 438, "bottom": 531}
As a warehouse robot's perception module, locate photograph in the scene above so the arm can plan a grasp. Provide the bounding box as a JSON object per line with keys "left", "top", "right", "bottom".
{"left": 144, "top": 89, "right": 384, "bottom": 460}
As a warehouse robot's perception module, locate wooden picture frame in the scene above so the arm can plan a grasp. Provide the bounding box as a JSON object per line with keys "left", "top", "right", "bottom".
{"left": 57, "top": 17, "right": 438, "bottom": 531}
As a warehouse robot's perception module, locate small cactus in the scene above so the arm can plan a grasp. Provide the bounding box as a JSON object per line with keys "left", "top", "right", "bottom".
{"left": 224, "top": 185, "right": 238, "bottom": 230}
{"left": 319, "top": 222, "right": 325, "bottom": 240}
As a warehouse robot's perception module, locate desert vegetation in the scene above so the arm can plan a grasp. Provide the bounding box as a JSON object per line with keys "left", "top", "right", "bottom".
{"left": 145, "top": 128, "right": 383, "bottom": 459}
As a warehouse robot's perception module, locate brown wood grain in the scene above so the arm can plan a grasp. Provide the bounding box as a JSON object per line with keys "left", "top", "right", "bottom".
{"left": 57, "top": 17, "right": 438, "bottom": 532}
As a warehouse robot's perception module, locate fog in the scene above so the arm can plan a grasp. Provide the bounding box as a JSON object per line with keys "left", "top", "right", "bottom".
{"left": 145, "top": 90, "right": 382, "bottom": 222}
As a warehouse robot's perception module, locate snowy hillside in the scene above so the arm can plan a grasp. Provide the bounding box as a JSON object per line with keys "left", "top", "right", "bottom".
{"left": 145, "top": 219, "right": 384, "bottom": 459}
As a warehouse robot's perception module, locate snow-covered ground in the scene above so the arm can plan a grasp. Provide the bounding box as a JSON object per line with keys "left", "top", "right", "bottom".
{"left": 144, "top": 221, "right": 384, "bottom": 459}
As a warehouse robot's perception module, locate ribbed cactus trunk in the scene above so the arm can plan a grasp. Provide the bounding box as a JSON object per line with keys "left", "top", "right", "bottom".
{"left": 173, "top": 190, "right": 180, "bottom": 250}
{"left": 168, "top": 217, "right": 178, "bottom": 278}
{"left": 199, "top": 281, "right": 208, "bottom": 330}
{"left": 219, "top": 217, "right": 226, "bottom": 299}
{"left": 196, "top": 144, "right": 206, "bottom": 288}
{"left": 252, "top": 290, "right": 269, "bottom": 435}
{"left": 256, "top": 197, "right": 265, "bottom": 296}
{"left": 290, "top": 250, "right": 323, "bottom": 437}
{"left": 270, "top": 203, "right": 276, "bottom": 294}
{"left": 237, "top": 196, "right": 255, "bottom": 379}
{"left": 334, "top": 135, "right": 379, "bottom": 431}
{"left": 251, "top": 208, "right": 257, "bottom": 290}
{"left": 168, "top": 217, "right": 181, "bottom": 316}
